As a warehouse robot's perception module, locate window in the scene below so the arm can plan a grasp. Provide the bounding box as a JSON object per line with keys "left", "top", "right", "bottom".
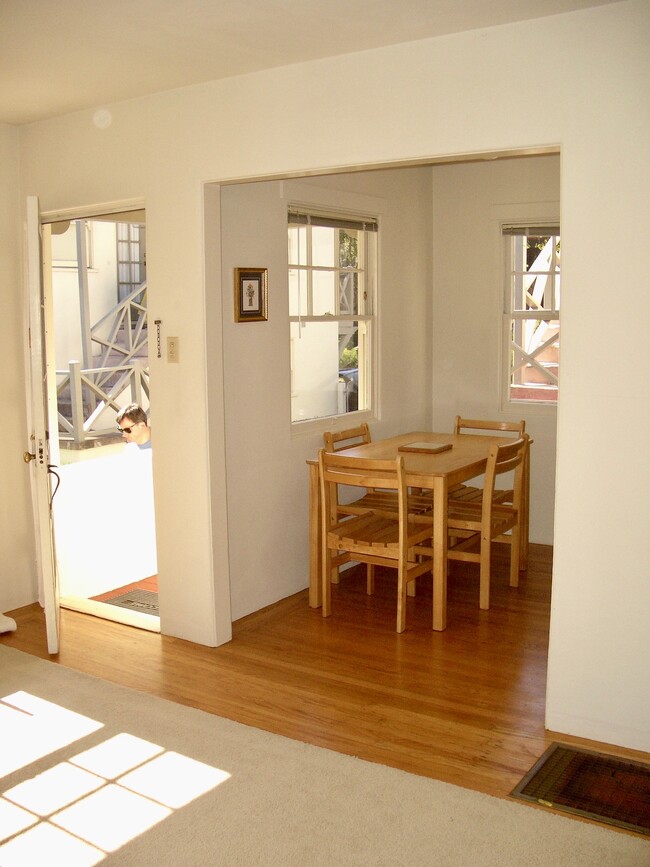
{"left": 117, "top": 222, "right": 146, "bottom": 303}
{"left": 288, "top": 210, "right": 377, "bottom": 424}
{"left": 504, "top": 225, "right": 560, "bottom": 404}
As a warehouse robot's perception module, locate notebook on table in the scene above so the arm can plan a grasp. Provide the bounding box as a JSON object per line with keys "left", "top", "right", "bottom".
{"left": 398, "top": 441, "right": 453, "bottom": 455}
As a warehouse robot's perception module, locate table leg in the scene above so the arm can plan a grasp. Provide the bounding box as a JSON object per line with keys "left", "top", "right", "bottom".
{"left": 432, "top": 477, "right": 448, "bottom": 631}
{"left": 520, "top": 442, "right": 531, "bottom": 571}
{"left": 308, "top": 462, "right": 322, "bottom": 608}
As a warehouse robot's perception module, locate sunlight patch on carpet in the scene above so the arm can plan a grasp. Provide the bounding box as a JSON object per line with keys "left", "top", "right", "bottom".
{"left": 0, "top": 692, "right": 103, "bottom": 777}
{"left": 511, "top": 742, "right": 650, "bottom": 836}
{"left": 0, "top": 695, "right": 231, "bottom": 863}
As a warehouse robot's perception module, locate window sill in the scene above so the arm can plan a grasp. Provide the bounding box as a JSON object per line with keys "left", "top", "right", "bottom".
{"left": 290, "top": 409, "right": 375, "bottom": 439}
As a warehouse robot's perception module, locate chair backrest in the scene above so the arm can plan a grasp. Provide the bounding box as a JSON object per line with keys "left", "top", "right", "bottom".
{"left": 482, "top": 435, "right": 528, "bottom": 512}
{"left": 318, "top": 448, "right": 408, "bottom": 529}
{"left": 323, "top": 423, "right": 371, "bottom": 452}
{"left": 454, "top": 416, "right": 525, "bottom": 436}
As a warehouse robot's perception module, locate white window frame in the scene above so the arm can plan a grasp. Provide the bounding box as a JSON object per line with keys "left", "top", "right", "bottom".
{"left": 117, "top": 221, "right": 146, "bottom": 302}
{"left": 288, "top": 208, "right": 378, "bottom": 427}
{"left": 500, "top": 214, "right": 560, "bottom": 410}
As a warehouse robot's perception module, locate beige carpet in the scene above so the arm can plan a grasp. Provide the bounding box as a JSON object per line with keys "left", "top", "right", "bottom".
{"left": 0, "top": 645, "right": 647, "bottom": 866}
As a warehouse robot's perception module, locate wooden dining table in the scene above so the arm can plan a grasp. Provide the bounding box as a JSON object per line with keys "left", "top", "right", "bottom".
{"left": 307, "top": 430, "right": 530, "bottom": 631}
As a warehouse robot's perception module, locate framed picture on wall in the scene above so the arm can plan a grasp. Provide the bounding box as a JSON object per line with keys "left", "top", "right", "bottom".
{"left": 235, "top": 267, "right": 268, "bottom": 322}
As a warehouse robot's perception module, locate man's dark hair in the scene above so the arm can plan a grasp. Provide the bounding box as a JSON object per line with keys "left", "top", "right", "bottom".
{"left": 116, "top": 403, "right": 148, "bottom": 425}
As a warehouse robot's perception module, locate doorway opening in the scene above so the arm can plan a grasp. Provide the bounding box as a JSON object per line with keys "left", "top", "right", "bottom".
{"left": 43, "top": 209, "right": 159, "bottom": 633}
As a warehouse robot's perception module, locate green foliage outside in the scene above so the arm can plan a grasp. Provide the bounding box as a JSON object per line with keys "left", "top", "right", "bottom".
{"left": 339, "top": 346, "right": 357, "bottom": 369}
{"left": 339, "top": 229, "right": 360, "bottom": 370}
{"left": 339, "top": 230, "right": 358, "bottom": 268}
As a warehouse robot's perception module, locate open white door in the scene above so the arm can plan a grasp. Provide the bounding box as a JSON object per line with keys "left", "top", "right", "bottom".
{"left": 24, "top": 196, "right": 60, "bottom": 654}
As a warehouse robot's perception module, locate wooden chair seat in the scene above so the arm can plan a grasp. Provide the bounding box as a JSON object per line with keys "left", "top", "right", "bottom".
{"left": 329, "top": 512, "right": 432, "bottom": 558}
{"left": 338, "top": 489, "right": 434, "bottom": 518}
{"left": 445, "top": 485, "right": 512, "bottom": 505}
{"left": 447, "top": 500, "right": 518, "bottom": 535}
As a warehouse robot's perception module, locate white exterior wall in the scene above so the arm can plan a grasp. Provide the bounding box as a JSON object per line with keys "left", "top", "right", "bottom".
{"left": 51, "top": 221, "right": 121, "bottom": 368}
{"left": 5, "top": 1, "right": 649, "bottom": 749}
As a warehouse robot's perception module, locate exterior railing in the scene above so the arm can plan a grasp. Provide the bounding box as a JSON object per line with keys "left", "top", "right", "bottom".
{"left": 57, "top": 360, "right": 149, "bottom": 445}
{"left": 91, "top": 282, "right": 148, "bottom": 373}
{"left": 56, "top": 281, "right": 150, "bottom": 446}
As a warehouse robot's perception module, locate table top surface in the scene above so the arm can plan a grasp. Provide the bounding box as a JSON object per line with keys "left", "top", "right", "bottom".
{"left": 320, "top": 431, "right": 509, "bottom": 486}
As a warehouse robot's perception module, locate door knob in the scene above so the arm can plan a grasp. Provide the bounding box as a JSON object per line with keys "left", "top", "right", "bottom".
{"left": 23, "top": 451, "right": 36, "bottom": 463}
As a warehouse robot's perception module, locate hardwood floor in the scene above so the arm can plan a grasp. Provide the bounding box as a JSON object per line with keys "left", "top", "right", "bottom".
{"left": 2, "top": 543, "right": 647, "bottom": 802}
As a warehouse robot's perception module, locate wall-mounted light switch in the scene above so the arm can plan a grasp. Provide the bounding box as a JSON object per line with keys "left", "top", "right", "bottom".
{"left": 167, "top": 336, "right": 180, "bottom": 363}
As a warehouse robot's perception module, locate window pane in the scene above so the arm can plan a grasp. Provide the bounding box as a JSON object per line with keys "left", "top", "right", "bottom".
{"left": 339, "top": 229, "right": 359, "bottom": 268}
{"left": 339, "top": 271, "right": 359, "bottom": 315}
{"left": 312, "top": 226, "right": 335, "bottom": 267}
{"left": 288, "top": 226, "right": 307, "bottom": 266}
{"left": 288, "top": 268, "right": 307, "bottom": 316}
{"left": 312, "top": 270, "right": 336, "bottom": 315}
{"left": 290, "top": 320, "right": 368, "bottom": 422}
{"left": 505, "top": 226, "right": 560, "bottom": 405}
{"left": 510, "top": 317, "right": 559, "bottom": 402}
{"left": 289, "top": 209, "right": 376, "bottom": 424}
{"left": 512, "top": 235, "right": 560, "bottom": 312}
{"left": 290, "top": 320, "right": 342, "bottom": 422}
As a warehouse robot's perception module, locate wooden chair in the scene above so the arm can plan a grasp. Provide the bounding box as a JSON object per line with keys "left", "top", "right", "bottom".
{"left": 448, "top": 416, "right": 525, "bottom": 503}
{"left": 323, "top": 424, "right": 433, "bottom": 520}
{"left": 449, "top": 416, "right": 530, "bottom": 569}
{"left": 323, "top": 423, "right": 372, "bottom": 453}
{"left": 445, "top": 435, "right": 528, "bottom": 610}
{"left": 319, "top": 449, "right": 433, "bottom": 633}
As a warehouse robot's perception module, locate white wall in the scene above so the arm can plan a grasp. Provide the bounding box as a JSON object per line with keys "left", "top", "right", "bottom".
{"left": 545, "top": 4, "right": 650, "bottom": 750}
{"left": 219, "top": 169, "right": 432, "bottom": 619}
{"left": 431, "top": 155, "right": 560, "bottom": 544}
{"left": 8, "top": 1, "right": 650, "bottom": 750}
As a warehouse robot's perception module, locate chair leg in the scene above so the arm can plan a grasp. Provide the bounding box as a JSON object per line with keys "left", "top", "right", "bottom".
{"left": 396, "top": 565, "right": 407, "bottom": 634}
{"left": 407, "top": 547, "right": 419, "bottom": 596}
{"left": 509, "top": 521, "right": 522, "bottom": 588}
{"left": 322, "top": 549, "right": 332, "bottom": 618}
{"left": 366, "top": 564, "right": 375, "bottom": 595}
{"left": 479, "top": 536, "right": 491, "bottom": 610}
{"left": 520, "top": 447, "right": 531, "bottom": 571}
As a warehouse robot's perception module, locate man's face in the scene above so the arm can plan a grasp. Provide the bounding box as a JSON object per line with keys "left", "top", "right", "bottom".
{"left": 117, "top": 417, "right": 145, "bottom": 444}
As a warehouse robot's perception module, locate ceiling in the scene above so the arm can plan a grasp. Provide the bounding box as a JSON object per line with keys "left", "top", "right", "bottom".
{"left": 1, "top": 0, "right": 620, "bottom": 126}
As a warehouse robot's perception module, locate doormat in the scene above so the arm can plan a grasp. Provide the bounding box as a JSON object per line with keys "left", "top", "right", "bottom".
{"left": 104, "top": 589, "right": 159, "bottom": 616}
{"left": 511, "top": 742, "right": 650, "bottom": 836}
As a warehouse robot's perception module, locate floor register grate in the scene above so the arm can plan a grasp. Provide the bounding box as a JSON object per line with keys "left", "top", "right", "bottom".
{"left": 104, "top": 589, "right": 159, "bottom": 616}
{"left": 511, "top": 742, "right": 650, "bottom": 836}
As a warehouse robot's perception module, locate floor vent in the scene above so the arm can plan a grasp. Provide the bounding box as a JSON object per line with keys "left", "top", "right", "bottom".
{"left": 511, "top": 742, "right": 650, "bottom": 836}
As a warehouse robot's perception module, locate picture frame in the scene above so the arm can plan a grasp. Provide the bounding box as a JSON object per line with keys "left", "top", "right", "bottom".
{"left": 234, "top": 267, "right": 268, "bottom": 322}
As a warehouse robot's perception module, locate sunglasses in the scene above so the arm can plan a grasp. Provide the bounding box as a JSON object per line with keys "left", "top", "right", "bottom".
{"left": 117, "top": 422, "right": 140, "bottom": 434}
